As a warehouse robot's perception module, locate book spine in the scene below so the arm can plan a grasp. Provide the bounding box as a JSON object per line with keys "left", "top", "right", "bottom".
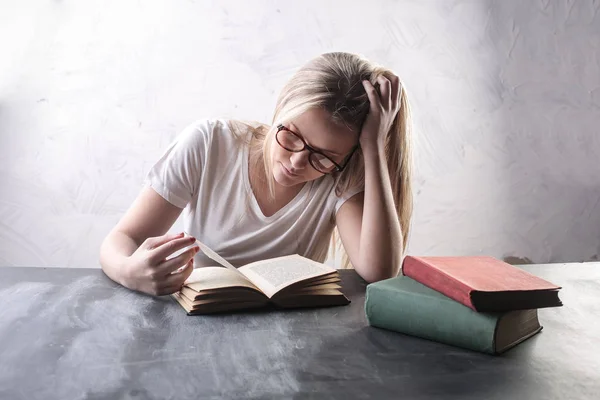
{"left": 403, "top": 257, "right": 477, "bottom": 311}
{"left": 365, "top": 283, "right": 499, "bottom": 354}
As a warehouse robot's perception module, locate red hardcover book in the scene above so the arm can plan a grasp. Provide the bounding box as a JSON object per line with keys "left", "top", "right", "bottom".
{"left": 402, "top": 256, "right": 562, "bottom": 312}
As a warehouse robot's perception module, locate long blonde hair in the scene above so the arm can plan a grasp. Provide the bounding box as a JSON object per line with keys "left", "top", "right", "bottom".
{"left": 230, "top": 52, "right": 413, "bottom": 268}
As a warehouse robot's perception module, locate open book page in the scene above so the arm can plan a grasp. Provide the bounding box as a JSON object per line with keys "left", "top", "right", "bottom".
{"left": 184, "top": 267, "right": 261, "bottom": 293}
{"left": 238, "top": 254, "right": 337, "bottom": 298}
{"left": 184, "top": 233, "right": 242, "bottom": 274}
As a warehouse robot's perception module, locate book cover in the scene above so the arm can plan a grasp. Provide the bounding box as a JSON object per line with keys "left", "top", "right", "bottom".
{"left": 365, "top": 275, "right": 543, "bottom": 355}
{"left": 402, "top": 256, "right": 562, "bottom": 311}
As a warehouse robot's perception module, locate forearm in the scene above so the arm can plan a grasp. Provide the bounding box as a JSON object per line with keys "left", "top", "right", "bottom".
{"left": 99, "top": 230, "right": 139, "bottom": 286}
{"left": 356, "top": 145, "right": 403, "bottom": 282}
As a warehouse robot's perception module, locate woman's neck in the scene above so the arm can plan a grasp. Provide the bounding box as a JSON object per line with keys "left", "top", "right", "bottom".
{"left": 247, "top": 136, "right": 305, "bottom": 215}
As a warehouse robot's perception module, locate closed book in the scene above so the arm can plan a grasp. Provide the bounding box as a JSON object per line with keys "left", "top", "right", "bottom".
{"left": 365, "top": 275, "right": 543, "bottom": 355}
{"left": 402, "top": 256, "right": 562, "bottom": 312}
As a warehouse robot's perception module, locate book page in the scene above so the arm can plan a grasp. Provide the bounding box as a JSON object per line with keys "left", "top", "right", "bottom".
{"left": 238, "top": 254, "right": 336, "bottom": 298}
{"left": 184, "top": 267, "right": 261, "bottom": 293}
{"left": 184, "top": 232, "right": 240, "bottom": 273}
{"left": 293, "top": 283, "right": 342, "bottom": 293}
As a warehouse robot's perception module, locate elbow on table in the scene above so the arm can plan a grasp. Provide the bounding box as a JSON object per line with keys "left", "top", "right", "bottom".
{"left": 355, "top": 265, "right": 400, "bottom": 284}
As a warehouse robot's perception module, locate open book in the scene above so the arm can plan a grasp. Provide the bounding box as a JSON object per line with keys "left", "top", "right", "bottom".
{"left": 171, "top": 239, "right": 350, "bottom": 315}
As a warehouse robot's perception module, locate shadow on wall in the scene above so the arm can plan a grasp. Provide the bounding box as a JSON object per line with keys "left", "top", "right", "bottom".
{"left": 491, "top": 0, "right": 600, "bottom": 264}
{"left": 503, "top": 256, "right": 533, "bottom": 265}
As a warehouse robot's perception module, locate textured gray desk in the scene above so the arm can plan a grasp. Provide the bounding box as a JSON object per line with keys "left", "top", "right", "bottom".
{"left": 0, "top": 264, "right": 598, "bottom": 400}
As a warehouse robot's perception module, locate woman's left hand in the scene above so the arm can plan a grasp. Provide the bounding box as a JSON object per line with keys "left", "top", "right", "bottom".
{"left": 360, "top": 74, "right": 402, "bottom": 153}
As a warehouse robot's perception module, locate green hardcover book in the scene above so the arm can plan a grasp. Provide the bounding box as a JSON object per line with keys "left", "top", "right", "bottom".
{"left": 365, "top": 275, "right": 543, "bottom": 354}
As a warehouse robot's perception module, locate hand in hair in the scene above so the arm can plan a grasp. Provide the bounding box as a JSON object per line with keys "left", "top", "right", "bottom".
{"left": 360, "top": 74, "right": 402, "bottom": 152}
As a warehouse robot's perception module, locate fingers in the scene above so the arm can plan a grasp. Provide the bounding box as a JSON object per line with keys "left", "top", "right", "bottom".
{"left": 376, "top": 75, "right": 392, "bottom": 109}
{"left": 152, "top": 259, "right": 194, "bottom": 296}
{"left": 389, "top": 74, "right": 401, "bottom": 110}
{"left": 143, "top": 232, "right": 184, "bottom": 250}
{"left": 163, "top": 259, "right": 195, "bottom": 294}
{"left": 364, "top": 76, "right": 395, "bottom": 111}
{"left": 362, "top": 80, "right": 381, "bottom": 111}
{"left": 157, "top": 245, "right": 199, "bottom": 274}
{"left": 148, "top": 236, "right": 198, "bottom": 265}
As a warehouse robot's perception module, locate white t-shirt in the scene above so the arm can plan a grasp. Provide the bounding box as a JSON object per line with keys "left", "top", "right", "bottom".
{"left": 144, "top": 119, "right": 363, "bottom": 267}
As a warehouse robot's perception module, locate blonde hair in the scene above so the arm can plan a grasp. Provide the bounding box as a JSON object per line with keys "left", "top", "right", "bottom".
{"left": 230, "top": 52, "right": 413, "bottom": 268}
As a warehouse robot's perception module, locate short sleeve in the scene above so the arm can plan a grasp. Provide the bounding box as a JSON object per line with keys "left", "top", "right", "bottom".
{"left": 334, "top": 185, "right": 364, "bottom": 215}
{"left": 143, "top": 120, "right": 213, "bottom": 208}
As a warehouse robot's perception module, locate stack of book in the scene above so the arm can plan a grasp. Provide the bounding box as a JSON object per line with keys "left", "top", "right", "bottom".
{"left": 365, "top": 256, "right": 563, "bottom": 355}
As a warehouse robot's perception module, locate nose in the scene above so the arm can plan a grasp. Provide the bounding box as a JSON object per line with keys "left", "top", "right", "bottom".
{"left": 289, "top": 150, "right": 310, "bottom": 170}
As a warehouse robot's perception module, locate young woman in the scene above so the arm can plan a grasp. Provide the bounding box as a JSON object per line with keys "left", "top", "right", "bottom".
{"left": 99, "top": 52, "right": 413, "bottom": 296}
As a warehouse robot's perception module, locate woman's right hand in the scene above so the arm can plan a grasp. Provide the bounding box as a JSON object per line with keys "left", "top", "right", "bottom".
{"left": 122, "top": 232, "right": 199, "bottom": 296}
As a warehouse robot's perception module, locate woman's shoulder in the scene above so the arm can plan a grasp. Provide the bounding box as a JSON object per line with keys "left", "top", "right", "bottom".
{"left": 227, "top": 119, "right": 271, "bottom": 142}
{"left": 181, "top": 118, "right": 227, "bottom": 137}
{"left": 183, "top": 118, "right": 270, "bottom": 142}
{"left": 173, "top": 118, "right": 240, "bottom": 149}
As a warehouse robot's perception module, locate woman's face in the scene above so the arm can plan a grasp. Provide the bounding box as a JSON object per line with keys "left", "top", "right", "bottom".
{"left": 271, "top": 108, "right": 358, "bottom": 187}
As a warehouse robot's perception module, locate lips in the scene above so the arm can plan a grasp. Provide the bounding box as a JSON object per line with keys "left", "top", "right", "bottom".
{"left": 281, "top": 163, "right": 298, "bottom": 177}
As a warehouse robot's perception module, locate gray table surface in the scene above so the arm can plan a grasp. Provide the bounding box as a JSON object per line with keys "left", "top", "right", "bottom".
{"left": 0, "top": 263, "right": 598, "bottom": 400}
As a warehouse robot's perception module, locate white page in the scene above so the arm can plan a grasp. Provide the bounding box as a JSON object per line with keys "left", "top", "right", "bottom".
{"left": 184, "top": 267, "right": 259, "bottom": 292}
{"left": 184, "top": 232, "right": 239, "bottom": 273}
{"left": 238, "top": 254, "right": 336, "bottom": 298}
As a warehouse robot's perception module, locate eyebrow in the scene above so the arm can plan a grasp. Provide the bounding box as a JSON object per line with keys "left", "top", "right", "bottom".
{"left": 288, "top": 123, "right": 342, "bottom": 156}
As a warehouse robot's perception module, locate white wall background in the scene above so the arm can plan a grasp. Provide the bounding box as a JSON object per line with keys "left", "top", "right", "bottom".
{"left": 1, "top": 0, "right": 599, "bottom": 268}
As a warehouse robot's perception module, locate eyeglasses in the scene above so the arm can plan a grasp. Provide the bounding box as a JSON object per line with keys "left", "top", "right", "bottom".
{"left": 275, "top": 124, "right": 359, "bottom": 174}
